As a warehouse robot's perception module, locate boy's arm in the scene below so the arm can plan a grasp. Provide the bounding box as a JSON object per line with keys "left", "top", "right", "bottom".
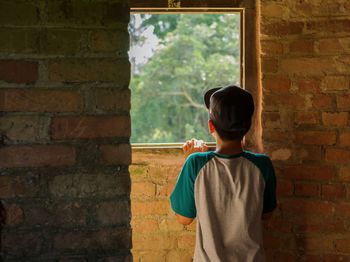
{"left": 176, "top": 213, "right": 194, "bottom": 225}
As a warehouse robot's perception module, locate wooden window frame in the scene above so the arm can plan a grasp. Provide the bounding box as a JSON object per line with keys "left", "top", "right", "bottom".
{"left": 130, "top": 0, "right": 262, "bottom": 151}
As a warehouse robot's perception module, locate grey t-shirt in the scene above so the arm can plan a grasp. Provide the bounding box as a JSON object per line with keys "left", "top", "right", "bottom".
{"left": 170, "top": 151, "right": 277, "bottom": 262}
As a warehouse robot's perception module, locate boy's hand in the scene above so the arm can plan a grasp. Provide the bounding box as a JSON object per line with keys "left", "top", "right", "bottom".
{"left": 182, "top": 139, "right": 208, "bottom": 159}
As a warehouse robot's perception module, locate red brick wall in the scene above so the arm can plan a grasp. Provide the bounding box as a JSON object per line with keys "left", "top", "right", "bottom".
{"left": 260, "top": 0, "right": 350, "bottom": 260}
{"left": 0, "top": 0, "right": 132, "bottom": 260}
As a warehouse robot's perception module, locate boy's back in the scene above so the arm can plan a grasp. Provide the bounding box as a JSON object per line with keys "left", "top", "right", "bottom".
{"left": 170, "top": 150, "right": 276, "bottom": 262}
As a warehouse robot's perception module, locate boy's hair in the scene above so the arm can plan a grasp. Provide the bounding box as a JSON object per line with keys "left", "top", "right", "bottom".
{"left": 204, "top": 85, "right": 255, "bottom": 141}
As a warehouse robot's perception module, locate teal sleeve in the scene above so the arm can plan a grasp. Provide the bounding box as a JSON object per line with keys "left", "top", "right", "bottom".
{"left": 262, "top": 158, "right": 277, "bottom": 214}
{"left": 170, "top": 154, "right": 197, "bottom": 218}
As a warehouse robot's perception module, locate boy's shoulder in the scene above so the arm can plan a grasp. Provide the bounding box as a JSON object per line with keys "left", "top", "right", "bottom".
{"left": 242, "top": 150, "right": 274, "bottom": 174}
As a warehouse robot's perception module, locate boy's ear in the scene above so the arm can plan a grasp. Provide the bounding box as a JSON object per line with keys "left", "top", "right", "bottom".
{"left": 208, "top": 119, "right": 216, "bottom": 134}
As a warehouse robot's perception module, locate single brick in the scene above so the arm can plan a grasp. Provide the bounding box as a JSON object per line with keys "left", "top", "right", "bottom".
{"left": 297, "top": 237, "right": 334, "bottom": 252}
{"left": 318, "top": 38, "right": 343, "bottom": 53}
{"left": 295, "top": 131, "right": 336, "bottom": 145}
{"left": 53, "top": 229, "right": 131, "bottom": 251}
{"left": 277, "top": 179, "right": 293, "bottom": 197}
{"left": 91, "top": 29, "right": 130, "bottom": 53}
{"left": 262, "top": 112, "right": 281, "bottom": 129}
{"left": 326, "top": 148, "right": 350, "bottom": 163}
{"left": 296, "top": 79, "right": 321, "bottom": 94}
{"left": 0, "top": 28, "right": 40, "bottom": 53}
{"left": 263, "top": 78, "right": 291, "bottom": 93}
{"left": 281, "top": 199, "right": 333, "bottom": 217}
{"left": 281, "top": 58, "right": 332, "bottom": 76}
{"left": 4, "top": 204, "right": 24, "bottom": 225}
{"left": 307, "top": 19, "right": 350, "bottom": 34}
{"left": 339, "top": 166, "right": 350, "bottom": 182}
{"left": 100, "top": 144, "right": 131, "bottom": 165}
{"left": 0, "top": 89, "right": 82, "bottom": 112}
{"left": 324, "top": 76, "right": 349, "bottom": 91}
{"left": 311, "top": 94, "right": 333, "bottom": 109}
{"left": 177, "top": 234, "right": 196, "bottom": 249}
{"left": 1, "top": 232, "right": 44, "bottom": 257}
{"left": 132, "top": 233, "right": 175, "bottom": 251}
{"left": 295, "top": 111, "right": 319, "bottom": 125}
{"left": 51, "top": 116, "right": 130, "bottom": 139}
{"left": 337, "top": 94, "right": 350, "bottom": 109}
{"left": 0, "top": 145, "right": 76, "bottom": 168}
{"left": 335, "top": 203, "right": 350, "bottom": 218}
{"left": 294, "top": 182, "right": 320, "bottom": 197}
{"left": 48, "top": 59, "right": 130, "bottom": 83}
{"left": 0, "top": 1, "right": 38, "bottom": 25}
{"left": 0, "top": 60, "right": 38, "bottom": 83}
{"left": 49, "top": 173, "right": 130, "bottom": 198}
{"left": 131, "top": 218, "right": 159, "bottom": 233}
{"left": 285, "top": 165, "right": 335, "bottom": 181}
{"left": 91, "top": 89, "right": 130, "bottom": 113}
{"left": 290, "top": 39, "right": 314, "bottom": 53}
{"left": 322, "top": 112, "right": 348, "bottom": 127}
{"left": 322, "top": 184, "right": 346, "bottom": 200}
{"left": 0, "top": 176, "right": 39, "bottom": 198}
{"left": 132, "top": 201, "right": 170, "bottom": 216}
{"left": 46, "top": 29, "right": 82, "bottom": 55}
{"left": 132, "top": 182, "right": 156, "bottom": 198}
{"left": 0, "top": 116, "right": 50, "bottom": 143}
{"left": 261, "top": 21, "right": 304, "bottom": 36}
{"left": 324, "top": 255, "right": 350, "bottom": 262}
{"left": 335, "top": 238, "right": 350, "bottom": 253}
{"left": 95, "top": 200, "right": 130, "bottom": 225}
{"left": 261, "top": 58, "right": 278, "bottom": 73}
{"left": 260, "top": 40, "right": 283, "bottom": 56}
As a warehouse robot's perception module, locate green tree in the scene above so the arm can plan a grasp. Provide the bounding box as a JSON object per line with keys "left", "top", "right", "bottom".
{"left": 130, "top": 14, "right": 240, "bottom": 143}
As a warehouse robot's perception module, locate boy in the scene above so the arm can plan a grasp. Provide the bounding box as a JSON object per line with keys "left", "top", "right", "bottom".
{"left": 170, "top": 85, "right": 277, "bottom": 262}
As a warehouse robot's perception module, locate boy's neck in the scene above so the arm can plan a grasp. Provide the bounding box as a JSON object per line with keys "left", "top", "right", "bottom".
{"left": 215, "top": 139, "right": 243, "bottom": 155}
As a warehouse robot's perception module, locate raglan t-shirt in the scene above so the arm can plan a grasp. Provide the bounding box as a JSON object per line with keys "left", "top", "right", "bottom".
{"left": 170, "top": 150, "right": 277, "bottom": 262}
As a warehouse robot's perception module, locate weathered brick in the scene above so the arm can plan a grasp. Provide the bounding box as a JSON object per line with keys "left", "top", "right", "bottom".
{"left": 322, "top": 184, "right": 346, "bottom": 200}
{"left": 295, "top": 131, "right": 336, "bottom": 145}
{"left": 323, "top": 76, "right": 349, "bottom": 91}
{"left": 159, "top": 218, "right": 184, "bottom": 232}
{"left": 318, "top": 38, "right": 345, "bottom": 54}
{"left": 132, "top": 201, "right": 170, "bottom": 216}
{"left": 100, "top": 144, "right": 131, "bottom": 165}
{"left": 261, "top": 58, "right": 278, "bottom": 73}
{"left": 260, "top": 40, "right": 283, "bottom": 56}
{"left": 0, "top": 89, "right": 82, "bottom": 112}
{"left": 48, "top": 59, "right": 130, "bottom": 83}
{"left": 0, "top": 116, "right": 50, "bottom": 143}
{"left": 311, "top": 94, "right": 333, "bottom": 109}
{"left": 295, "top": 111, "right": 319, "bottom": 125}
{"left": 166, "top": 250, "right": 193, "bottom": 262}
{"left": 91, "top": 29, "right": 129, "bottom": 53}
{"left": 0, "top": 60, "right": 38, "bottom": 83}
{"left": 297, "top": 236, "right": 334, "bottom": 252}
{"left": 132, "top": 182, "right": 156, "bottom": 199}
{"left": 285, "top": 165, "right": 335, "bottom": 181}
{"left": 307, "top": 19, "right": 350, "bottom": 34}
{"left": 54, "top": 229, "right": 131, "bottom": 251}
{"left": 4, "top": 204, "right": 24, "bottom": 225}
{"left": 322, "top": 112, "right": 348, "bottom": 127}
{"left": 296, "top": 79, "right": 321, "bottom": 94}
{"left": 281, "top": 58, "right": 332, "bottom": 76}
{"left": 0, "top": 28, "right": 40, "bottom": 53}
{"left": 95, "top": 200, "right": 130, "bottom": 225}
{"left": 335, "top": 203, "right": 350, "bottom": 218}
{"left": 91, "top": 89, "right": 130, "bottom": 113}
{"left": 0, "top": 1, "right": 38, "bottom": 25}
{"left": 261, "top": 21, "right": 304, "bottom": 36}
{"left": 324, "top": 254, "right": 350, "bottom": 262}
{"left": 177, "top": 234, "right": 196, "bottom": 249}
{"left": 46, "top": 29, "right": 82, "bottom": 55}
{"left": 335, "top": 238, "right": 350, "bottom": 253}
{"left": 132, "top": 218, "right": 159, "bottom": 233}
{"left": 51, "top": 116, "right": 130, "bottom": 139}
{"left": 339, "top": 166, "right": 350, "bottom": 182}
{"left": 294, "top": 182, "right": 320, "bottom": 197}
{"left": 2, "top": 232, "right": 44, "bottom": 257}
{"left": 262, "top": 112, "right": 281, "bottom": 129}
{"left": 264, "top": 93, "right": 305, "bottom": 109}
{"left": 0, "top": 145, "right": 76, "bottom": 168}
{"left": 290, "top": 39, "right": 314, "bottom": 53}
{"left": 49, "top": 173, "right": 130, "bottom": 198}
{"left": 337, "top": 94, "right": 350, "bottom": 109}
{"left": 263, "top": 78, "right": 291, "bottom": 93}
{"left": 277, "top": 179, "right": 293, "bottom": 197}
{"left": 0, "top": 176, "right": 39, "bottom": 198}
{"left": 326, "top": 149, "right": 350, "bottom": 163}
{"left": 132, "top": 233, "right": 175, "bottom": 250}
{"left": 47, "top": 1, "right": 129, "bottom": 26}
{"left": 282, "top": 199, "right": 333, "bottom": 217}
{"left": 271, "top": 148, "right": 292, "bottom": 161}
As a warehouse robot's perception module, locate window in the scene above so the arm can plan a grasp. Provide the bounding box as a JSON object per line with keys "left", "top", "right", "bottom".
{"left": 129, "top": 12, "right": 242, "bottom": 144}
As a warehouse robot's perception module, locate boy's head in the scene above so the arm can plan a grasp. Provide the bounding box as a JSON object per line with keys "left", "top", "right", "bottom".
{"left": 204, "top": 85, "right": 255, "bottom": 141}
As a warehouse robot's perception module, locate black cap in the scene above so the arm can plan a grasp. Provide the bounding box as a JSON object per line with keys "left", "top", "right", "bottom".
{"left": 204, "top": 85, "right": 254, "bottom": 134}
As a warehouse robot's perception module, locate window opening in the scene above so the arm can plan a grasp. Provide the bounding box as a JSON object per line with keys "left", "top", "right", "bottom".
{"left": 129, "top": 10, "right": 243, "bottom": 147}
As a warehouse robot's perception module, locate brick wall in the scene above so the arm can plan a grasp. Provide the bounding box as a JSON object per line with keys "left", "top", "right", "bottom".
{"left": 260, "top": 0, "right": 350, "bottom": 260}
{"left": 0, "top": 0, "right": 132, "bottom": 260}
{"left": 131, "top": 0, "right": 350, "bottom": 261}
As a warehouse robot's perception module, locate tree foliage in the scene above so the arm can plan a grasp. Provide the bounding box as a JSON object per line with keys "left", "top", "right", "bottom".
{"left": 129, "top": 14, "right": 240, "bottom": 143}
